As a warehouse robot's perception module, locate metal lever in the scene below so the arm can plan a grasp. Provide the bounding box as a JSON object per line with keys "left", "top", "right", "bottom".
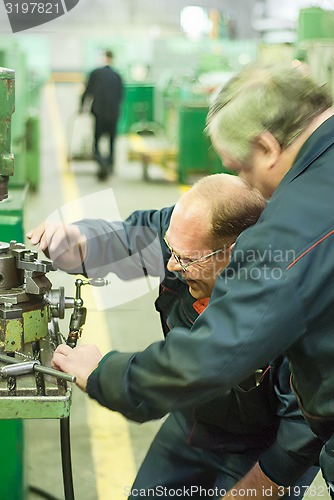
{"left": 0, "top": 354, "right": 76, "bottom": 383}
{"left": 66, "top": 278, "right": 87, "bottom": 349}
{"left": 65, "top": 277, "right": 110, "bottom": 348}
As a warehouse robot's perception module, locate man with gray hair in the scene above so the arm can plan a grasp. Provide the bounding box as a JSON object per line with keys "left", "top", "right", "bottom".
{"left": 30, "top": 62, "right": 334, "bottom": 498}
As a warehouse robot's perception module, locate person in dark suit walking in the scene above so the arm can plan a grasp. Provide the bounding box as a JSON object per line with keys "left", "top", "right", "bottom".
{"left": 81, "top": 50, "right": 123, "bottom": 180}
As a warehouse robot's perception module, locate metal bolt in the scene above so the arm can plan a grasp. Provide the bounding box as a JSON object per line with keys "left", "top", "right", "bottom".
{"left": 23, "top": 251, "right": 35, "bottom": 262}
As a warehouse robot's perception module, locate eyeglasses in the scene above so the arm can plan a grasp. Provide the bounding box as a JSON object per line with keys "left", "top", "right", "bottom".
{"left": 163, "top": 234, "right": 224, "bottom": 272}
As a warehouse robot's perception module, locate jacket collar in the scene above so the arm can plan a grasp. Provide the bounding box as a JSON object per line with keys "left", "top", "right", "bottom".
{"left": 273, "top": 114, "right": 334, "bottom": 198}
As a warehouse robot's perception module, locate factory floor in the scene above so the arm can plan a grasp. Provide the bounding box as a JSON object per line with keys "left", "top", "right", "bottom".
{"left": 24, "top": 82, "right": 329, "bottom": 500}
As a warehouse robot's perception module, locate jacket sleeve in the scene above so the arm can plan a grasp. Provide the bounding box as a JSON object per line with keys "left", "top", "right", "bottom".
{"left": 118, "top": 74, "right": 124, "bottom": 102}
{"left": 258, "top": 358, "right": 322, "bottom": 486}
{"left": 81, "top": 69, "right": 98, "bottom": 106}
{"left": 85, "top": 220, "right": 311, "bottom": 422}
{"left": 72, "top": 207, "right": 173, "bottom": 280}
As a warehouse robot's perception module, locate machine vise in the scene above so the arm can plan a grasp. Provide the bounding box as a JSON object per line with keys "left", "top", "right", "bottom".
{"left": 0, "top": 240, "right": 86, "bottom": 419}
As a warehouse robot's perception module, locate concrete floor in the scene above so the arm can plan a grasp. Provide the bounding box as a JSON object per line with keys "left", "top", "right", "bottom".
{"left": 24, "top": 82, "right": 180, "bottom": 500}
{"left": 21, "top": 82, "right": 329, "bottom": 499}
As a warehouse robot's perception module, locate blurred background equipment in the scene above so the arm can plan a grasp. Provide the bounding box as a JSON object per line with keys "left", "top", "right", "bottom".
{"left": 0, "top": 68, "right": 15, "bottom": 201}
{"left": 25, "top": 0, "right": 334, "bottom": 185}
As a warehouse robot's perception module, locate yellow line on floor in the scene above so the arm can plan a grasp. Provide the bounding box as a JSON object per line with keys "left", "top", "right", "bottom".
{"left": 45, "top": 83, "right": 137, "bottom": 499}
{"left": 44, "top": 83, "right": 81, "bottom": 207}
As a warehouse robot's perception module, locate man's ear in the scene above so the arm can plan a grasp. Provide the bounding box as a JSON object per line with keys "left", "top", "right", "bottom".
{"left": 255, "top": 131, "right": 281, "bottom": 170}
{"left": 228, "top": 243, "right": 235, "bottom": 260}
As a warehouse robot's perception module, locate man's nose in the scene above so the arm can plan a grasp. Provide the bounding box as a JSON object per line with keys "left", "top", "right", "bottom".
{"left": 167, "top": 255, "right": 183, "bottom": 272}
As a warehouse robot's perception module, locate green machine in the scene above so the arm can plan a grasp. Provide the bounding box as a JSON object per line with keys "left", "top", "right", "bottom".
{"left": 0, "top": 68, "right": 89, "bottom": 499}
{"left": 178, "top": 104, "right": 231, "bottom": 185}
{"left": 0, "top": 240, "right": 89, "bottom": 499}
{"left": 298, "top": 7, "right": 334, "bottom": 42}
{"left": 0, "top": 67, "right": 25, "bottom": 244}
{"left": 0, "top": 43, "right": 41, "bottom": 252}
{"left": 0, "top": 43, "right": 40, "bottom": 191}
{"left": 0, "top": 67, "right": 15, "bottom": 201}
{"left": 118, "top": 83, "right": 155, "bottom": 134}
{"left": 0, "top": 66, "right": 24, "bottom": 500}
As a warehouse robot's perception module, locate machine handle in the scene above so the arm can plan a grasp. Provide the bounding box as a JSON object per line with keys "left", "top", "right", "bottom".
{"left": 0, "top": 354, "right": 76, "bottom": 383}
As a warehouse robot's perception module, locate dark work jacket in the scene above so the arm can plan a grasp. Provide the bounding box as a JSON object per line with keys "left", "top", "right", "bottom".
{"left": 157, "top": 276, "right": 278, "bottom": 447}
{"left": 71, "top": 206, "right": 322, "bottom": 486}
{"left": 156, "top": 274, "right": 321, "bottom": 483}
{"left": 80, "top": 116, "right": 334, "bottom": 445}
{"left": 81, "top": 65, "right": 123, "bottom": 121}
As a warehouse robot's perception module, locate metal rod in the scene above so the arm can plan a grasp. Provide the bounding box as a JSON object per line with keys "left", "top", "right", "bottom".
{"left": 0, "top": 354, "right": 18, "bottom": 365}
{"left": 35, "top": 365, "right": 76, "bottom": 383}
{"left": 0, "top": 354, "right": 76, "bottom": 383}
{"left": 1, "top": 360, "right": 39, "bottom": 377}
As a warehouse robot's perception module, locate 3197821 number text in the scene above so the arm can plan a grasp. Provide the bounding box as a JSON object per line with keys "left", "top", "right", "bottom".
{"left": 277, "top": 485, "right": 332, "bottom": 497}
{"left": 5, "top": 2, "right": 60, "bottom": 14}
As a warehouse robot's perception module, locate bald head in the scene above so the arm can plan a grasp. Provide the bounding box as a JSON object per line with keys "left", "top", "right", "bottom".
{"left": 166, "top": 174, "right": 266, "bottom": 299}
{"left": 176, "top": 173, "right": 266, "bottom": 249}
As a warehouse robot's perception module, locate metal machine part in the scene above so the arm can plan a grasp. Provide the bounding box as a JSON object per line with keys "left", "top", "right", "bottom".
{"left": 0, "top": 241, "right": 54, "bottom": 353}
{"left": 65, "top": 278, "right": 109, "bottom": 348}
{"left": 66, "top": 278, "right": 87, "bottom": 348}
{"left": 0, "top": 240, "right": 86, "bottom": 419}
{"left": 0, "top": 68, "right": 15, "bottom": 201}
{"left": 0, "top": 355, "right": 76, "bottom": 382}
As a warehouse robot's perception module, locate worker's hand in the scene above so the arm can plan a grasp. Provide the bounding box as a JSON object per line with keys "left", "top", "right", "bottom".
{"left": 26, "top": 222, "right": 87, "bottom": 271}
{"left": 51, "top": 344, "right": 103, "bottom": 391}
{"left": 222, "top": 462, "right": 286, "bottom": 499}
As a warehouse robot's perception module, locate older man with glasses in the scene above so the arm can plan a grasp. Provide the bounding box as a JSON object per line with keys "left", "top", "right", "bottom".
{"left": 28, "top": 173, "right": 321, "bottom": 499}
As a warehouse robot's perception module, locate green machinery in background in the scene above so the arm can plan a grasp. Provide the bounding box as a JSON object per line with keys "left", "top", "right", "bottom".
{"left": 0, "top": 42, "right": 41, "bottom": 192}
{"left": 0, "top": 68, "right": 15, "bottom": 201}
{"left": 178, "top": 104, "right": 232, "bottom": 185}
{"left": 298, "top": 7, "right": 334, "bottom": 42}
{"left": 0, "top": 41, "right": 42, "bottom": 252}
{"left": 0, "top": 52, "right": 26, "bottom": 248}
{"left": 123, "top": 85, "right": 233, "bottom": 184}
{"left": 156, "top": 41, "right": 257, "bottom": 185}
{"left": 118, "top": 83, "right": 155, "bottom": 133}
{"left": 297, "top": 7, "right": 334, "bottom": 100}
{"left": 0, "top": 67, "right": 23, "bottom": 241}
